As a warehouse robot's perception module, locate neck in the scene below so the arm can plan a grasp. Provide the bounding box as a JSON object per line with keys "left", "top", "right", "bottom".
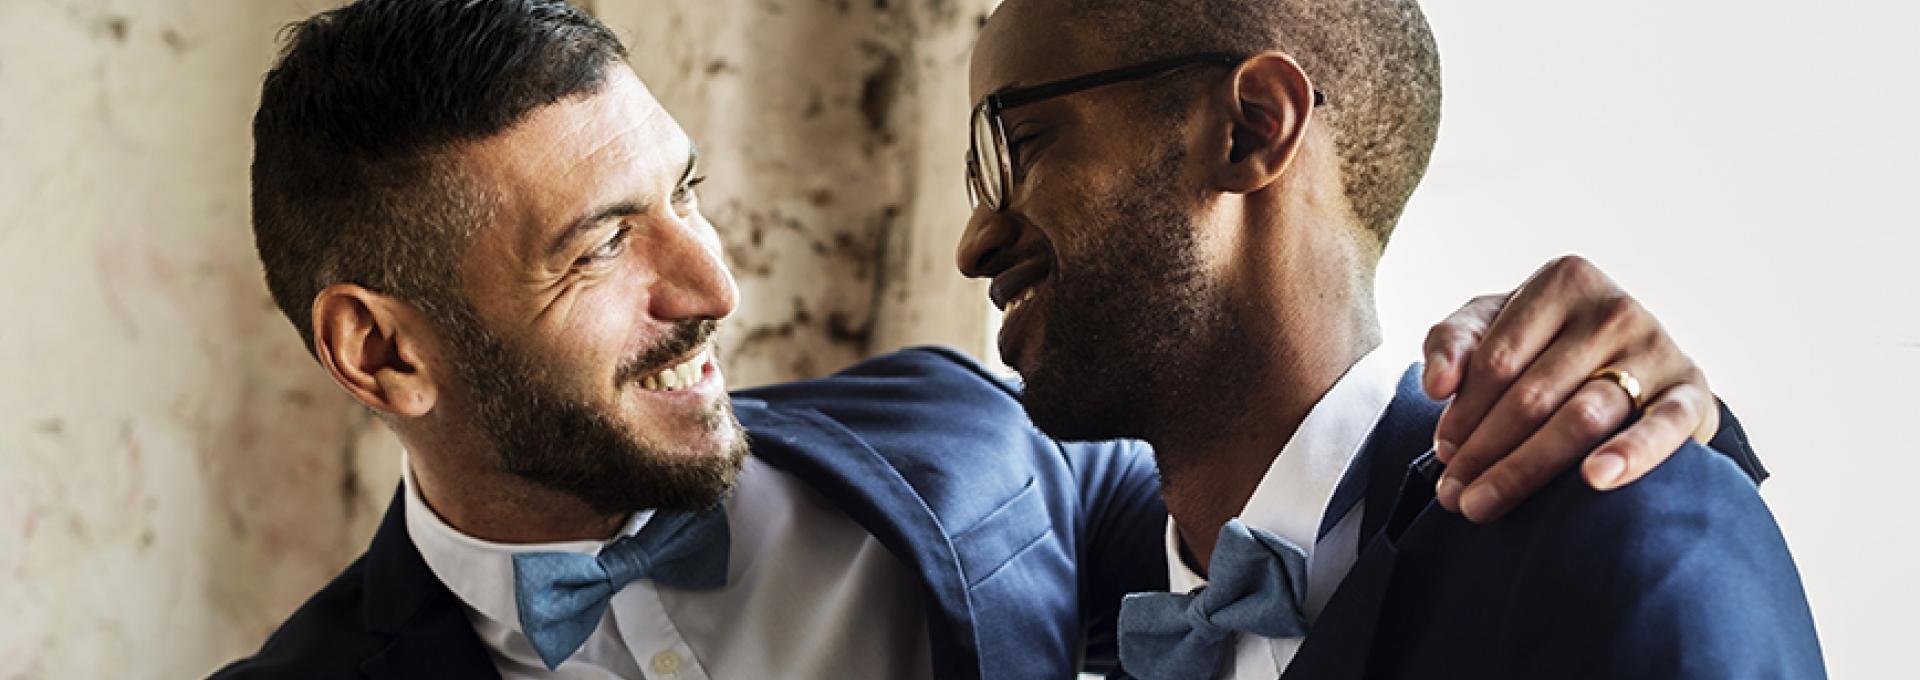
{"left": 1157, "top": 183, "right": 1382, "bottom": 575}
{"left": 404, "top": 427, "right": 628, "bottom": 544}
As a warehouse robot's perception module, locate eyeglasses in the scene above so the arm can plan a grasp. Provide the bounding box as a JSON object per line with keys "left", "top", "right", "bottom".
{"left": 965, "top": 52, "right": 1327, "bottom": 212}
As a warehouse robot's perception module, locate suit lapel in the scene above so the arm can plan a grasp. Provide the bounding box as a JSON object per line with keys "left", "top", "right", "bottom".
{"left": 357, "top": 486, "right": 502, "bottom": 680}
{"left": 1283, "top": 365, "right": 1446, "bottom": 680}
{"left": 733, "top": 397, "right": 980, "bottom": 680}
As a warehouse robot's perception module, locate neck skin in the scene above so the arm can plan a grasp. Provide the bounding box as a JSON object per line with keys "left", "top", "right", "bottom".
{"left": 1156, "top": 148, "right": 1382, "bottom": 575}
{"left": 400, "top": 421, "right": 629, "bottom": 544}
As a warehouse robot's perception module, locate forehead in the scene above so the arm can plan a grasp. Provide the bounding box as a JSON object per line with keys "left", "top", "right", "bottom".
{"left": 459, "top": 64, "right": 689, "bottom": 240}
{"left": 971, "top": 0, "right": 1121, "bottom": 102}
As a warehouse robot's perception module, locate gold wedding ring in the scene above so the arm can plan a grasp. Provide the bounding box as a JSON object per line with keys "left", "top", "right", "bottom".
{"left": 1589, "top": 367, "right": 1646, "bottom": 412}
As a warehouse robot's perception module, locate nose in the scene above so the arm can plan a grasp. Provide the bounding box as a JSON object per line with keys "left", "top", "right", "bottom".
{"left": 648, "top": 213, "right": 739, "bottom": 323}
{"left": 955, "top": 204, "right": 1021, "bottom": 280}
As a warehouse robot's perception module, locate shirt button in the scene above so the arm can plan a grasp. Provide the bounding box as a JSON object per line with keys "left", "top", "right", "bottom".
{"left": 650, "top": 650, "right": 683, "bottom": 676}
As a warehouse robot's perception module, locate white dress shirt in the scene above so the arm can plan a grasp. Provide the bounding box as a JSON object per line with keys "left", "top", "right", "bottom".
{"left": 1164, "top": 348, "right": 1406, "bottom": 679}
{"left": 404, "top": 454, "right": 935, "bottom": 680}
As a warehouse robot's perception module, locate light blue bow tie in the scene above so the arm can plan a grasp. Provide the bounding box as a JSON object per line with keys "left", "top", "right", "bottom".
{"left": 1117, "top": 519, "right": 1312, "bottom": 680}
{"left": 511, "top": 508, "right": 730, "bottom": 670}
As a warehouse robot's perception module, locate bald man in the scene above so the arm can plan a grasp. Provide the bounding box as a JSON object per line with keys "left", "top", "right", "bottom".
{"left": 957, "top": 0, "right": 1822, "bottom": 678}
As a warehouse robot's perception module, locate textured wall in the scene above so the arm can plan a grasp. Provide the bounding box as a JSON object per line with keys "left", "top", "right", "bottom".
{"left": 0, "top": 0, "right": 996, "bottom": 677}
{"left": 599, "top": 0, "right": 999, "bottom": 382}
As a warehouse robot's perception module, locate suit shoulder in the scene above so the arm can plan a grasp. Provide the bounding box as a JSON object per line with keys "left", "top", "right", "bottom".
{"left": 1494, "top": 442, "right": 1822, "bottom": 675}
{"left": 1538, "top": 440, "right": 1769, "bottom": 536}
{"left": 208, "top": 556, "right": 385, "bottom": 679}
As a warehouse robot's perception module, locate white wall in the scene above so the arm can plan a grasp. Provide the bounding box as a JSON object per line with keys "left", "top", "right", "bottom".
{"left": 1378, "top": 3, "right": 1918, "bottom": 676}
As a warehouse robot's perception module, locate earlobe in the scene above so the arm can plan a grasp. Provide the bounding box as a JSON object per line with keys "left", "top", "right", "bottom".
{"left": 312, "top": 285, "right": 438, "bottom": 418}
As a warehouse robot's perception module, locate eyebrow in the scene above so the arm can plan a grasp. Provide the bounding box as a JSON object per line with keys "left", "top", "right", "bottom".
{"left": 544, "top": 143, "right": 701, "bottom": 259}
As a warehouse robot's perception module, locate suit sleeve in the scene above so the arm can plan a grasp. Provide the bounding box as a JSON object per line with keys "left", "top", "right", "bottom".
{"left": 1506, "top": 442, "right": 1823, "bottom": 678}
{"left": 1061, "top": 438, "right": 1169, "bottom": 674}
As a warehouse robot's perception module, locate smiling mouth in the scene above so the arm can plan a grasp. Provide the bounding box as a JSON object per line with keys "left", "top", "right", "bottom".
{"left": 637, "top": 346, "right": 712, "bottom": 392}
{"left": 1003, "top": 284, "right": 1038, "bottom": 315}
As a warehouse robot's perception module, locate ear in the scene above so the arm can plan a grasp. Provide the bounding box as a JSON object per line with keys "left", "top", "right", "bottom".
{"left": 1209, "top": 51, "right": 1318, "bottom": 194}
{"left": 311, "top": 284, "right": 441, "bottom": 418}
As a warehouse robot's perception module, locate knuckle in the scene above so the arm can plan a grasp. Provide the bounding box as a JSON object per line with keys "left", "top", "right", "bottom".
{"left": 1610, "top": 426, "right": 1653, "bottom": 461}
{"left": 1661, "top": 392, "right": 1699, "bottom": 421}
{"left": 1546, "top": 254, "right": 1593, "bottom": 284}
{"left": 1449, "top": 445, "right": 1494, "bottom": 476}
{"left": 1511, "top": 381, "right": 1559, "bottom": 423}
{"left": 1592, "top": 294, "right": 1642, "bottom": 335}
{"left": 1571, "top": 392, "right": 1622, "bottom": 440}
{"left": 1476, "top": 342, "right": 1525, "bottom": 381}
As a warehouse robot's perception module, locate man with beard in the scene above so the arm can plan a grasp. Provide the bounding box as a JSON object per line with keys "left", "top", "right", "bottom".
{"left": 213, "top": 1, "right": 1768, "bottom": 679}
{"left": 958, "top": 0, "right": 1821, "bottom": 678}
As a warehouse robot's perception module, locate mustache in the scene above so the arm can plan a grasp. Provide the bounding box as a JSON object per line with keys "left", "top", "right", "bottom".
{"left": 613, "top": 320, "right": 718, "bottom": 387}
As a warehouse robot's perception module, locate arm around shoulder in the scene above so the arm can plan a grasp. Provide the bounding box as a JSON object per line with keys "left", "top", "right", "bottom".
{"left": 1510, "top": 441, "right": 1823, "bottom": 678}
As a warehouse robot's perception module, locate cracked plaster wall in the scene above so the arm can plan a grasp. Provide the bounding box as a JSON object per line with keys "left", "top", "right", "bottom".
{"left": 0, "top": 0, "right": 998, "bottom": 677}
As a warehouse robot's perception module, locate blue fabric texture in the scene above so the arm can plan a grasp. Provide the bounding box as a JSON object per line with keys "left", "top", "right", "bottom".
{"left": 510, "top": 508, "right": 729, "bottom": 670}
{"left": 1117, "top": 519, "right": 1310, "bottom": 679}
{"left": 1279, "top": 364, "right": 1823, "bottom": 679}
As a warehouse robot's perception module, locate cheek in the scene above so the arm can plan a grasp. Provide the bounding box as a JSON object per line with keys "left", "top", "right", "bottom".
{"left": 542, "top": 269, "right": 652, "bottom": 387}
{"left": 1024, "top": 165, "right": 1122, "bottom": 256}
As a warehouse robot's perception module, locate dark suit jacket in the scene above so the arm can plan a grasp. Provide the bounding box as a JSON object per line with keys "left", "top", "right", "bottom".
{"left": 210, "top": 347, "right": 1169, "bottom": 680}
{"left": 1279, "top": 365, "right": 1823, "bottom": 679}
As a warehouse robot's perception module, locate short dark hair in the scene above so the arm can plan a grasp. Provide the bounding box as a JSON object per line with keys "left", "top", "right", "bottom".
{"left": 1076, "top": 0, "right": 1442, "bottom": 246}
{"left": 251, "top": 0, "right": 627, "bottom": 350}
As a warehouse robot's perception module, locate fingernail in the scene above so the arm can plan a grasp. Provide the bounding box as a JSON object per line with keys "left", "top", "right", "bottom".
{"left": 1434, "top": 439, "right": 1456, "bottom": 463}
{"left": 1435, "top": 475, "right": 1463, "bottom": 509}
{"left": 1587, "top": 453, "right": 1627, "bottom": 490}
{"left": 1461, "top": 485, "right": 1502, "bottom": 522}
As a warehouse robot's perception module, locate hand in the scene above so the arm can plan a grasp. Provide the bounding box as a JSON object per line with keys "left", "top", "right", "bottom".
{"left": 1420, "top": 255, "right": 1718, "bottom": 523}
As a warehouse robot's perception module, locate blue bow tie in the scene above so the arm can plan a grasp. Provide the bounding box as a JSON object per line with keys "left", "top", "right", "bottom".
{"left": 511, "top": 507, "right": 730, "bottom": 670}
{"left": 1117, "top": 519, "right": 1312, "bottom": 680}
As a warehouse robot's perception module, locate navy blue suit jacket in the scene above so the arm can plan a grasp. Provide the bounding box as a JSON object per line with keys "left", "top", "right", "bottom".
{"left": 1278, "top": 366, "right": 1823, "bottom": 679}
{"left": 210, "top": 347, "right": 1169, "bottom": 679}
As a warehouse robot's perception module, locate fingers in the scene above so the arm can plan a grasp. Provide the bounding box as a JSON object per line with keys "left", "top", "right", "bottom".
{"left": 1433, "top": 294, "right": 1647, "bottom": 513}
{"left": 1581, "top": 381, "right": 1717, "bottom": 490}
{"left": 1454, "top": 379, "right": 1632, "bottom": 523}
{"left": 1433, "top": 256, "right": 1613, "bottom": 466}
{"left": 1422, "top": 293, "right": 1508, "bottom": 399}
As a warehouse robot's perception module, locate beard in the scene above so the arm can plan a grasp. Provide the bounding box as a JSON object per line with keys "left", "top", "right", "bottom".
{"left": 439, "top": 310, "right": 747, "bottom": 516}
{"left": 1018, "top": 146, "right": 1248, "bottom": 445}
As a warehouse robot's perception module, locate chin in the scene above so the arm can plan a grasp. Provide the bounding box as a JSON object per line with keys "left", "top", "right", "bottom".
{"left": 1016, "top": 361, "right": 1148, "bottom": 442}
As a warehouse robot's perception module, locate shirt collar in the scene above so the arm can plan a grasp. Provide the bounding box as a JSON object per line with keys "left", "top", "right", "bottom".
{"left": 1168, "top": 347, "right": 1406, "bottom": 590}
{"left": 401, "top": 454, "right": 651, "bottom": 632}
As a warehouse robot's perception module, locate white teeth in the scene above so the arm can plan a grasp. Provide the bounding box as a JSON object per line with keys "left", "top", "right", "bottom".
{"left": 640, "top": 347, "right": 710, "bottom": 392}
{"left": 1004, "top": 286, "right": 1038, "bottom": 314}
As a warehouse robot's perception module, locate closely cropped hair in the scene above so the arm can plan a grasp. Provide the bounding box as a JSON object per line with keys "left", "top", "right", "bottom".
{"left": 251, "top": 0, "right": 626, "bottom": 350}
{"left": 1079, "top": 0, "right": 1443, "bottom": 246}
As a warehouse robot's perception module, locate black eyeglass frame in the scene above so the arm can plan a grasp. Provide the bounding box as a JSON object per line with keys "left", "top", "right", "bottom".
{"left": 966, "top": 52, "right": 1327, "bottom": 212}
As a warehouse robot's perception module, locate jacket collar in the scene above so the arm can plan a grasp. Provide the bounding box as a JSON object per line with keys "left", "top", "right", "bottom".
{"left": 733, "top": 396, "right": 981, "bottom": 680}
{"left": 1283, "top": 364, "right": 1446, "bottom": 680}
{"left": 357, "top": 486, "right": 503, "bottom": 679}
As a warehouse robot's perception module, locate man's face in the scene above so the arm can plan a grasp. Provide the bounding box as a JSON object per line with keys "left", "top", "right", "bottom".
{"left": 958, "top": 0, "right": 1248, "bottom": 442}
{"left": 439, "top": 64, "right": 746, "bottom": 514}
